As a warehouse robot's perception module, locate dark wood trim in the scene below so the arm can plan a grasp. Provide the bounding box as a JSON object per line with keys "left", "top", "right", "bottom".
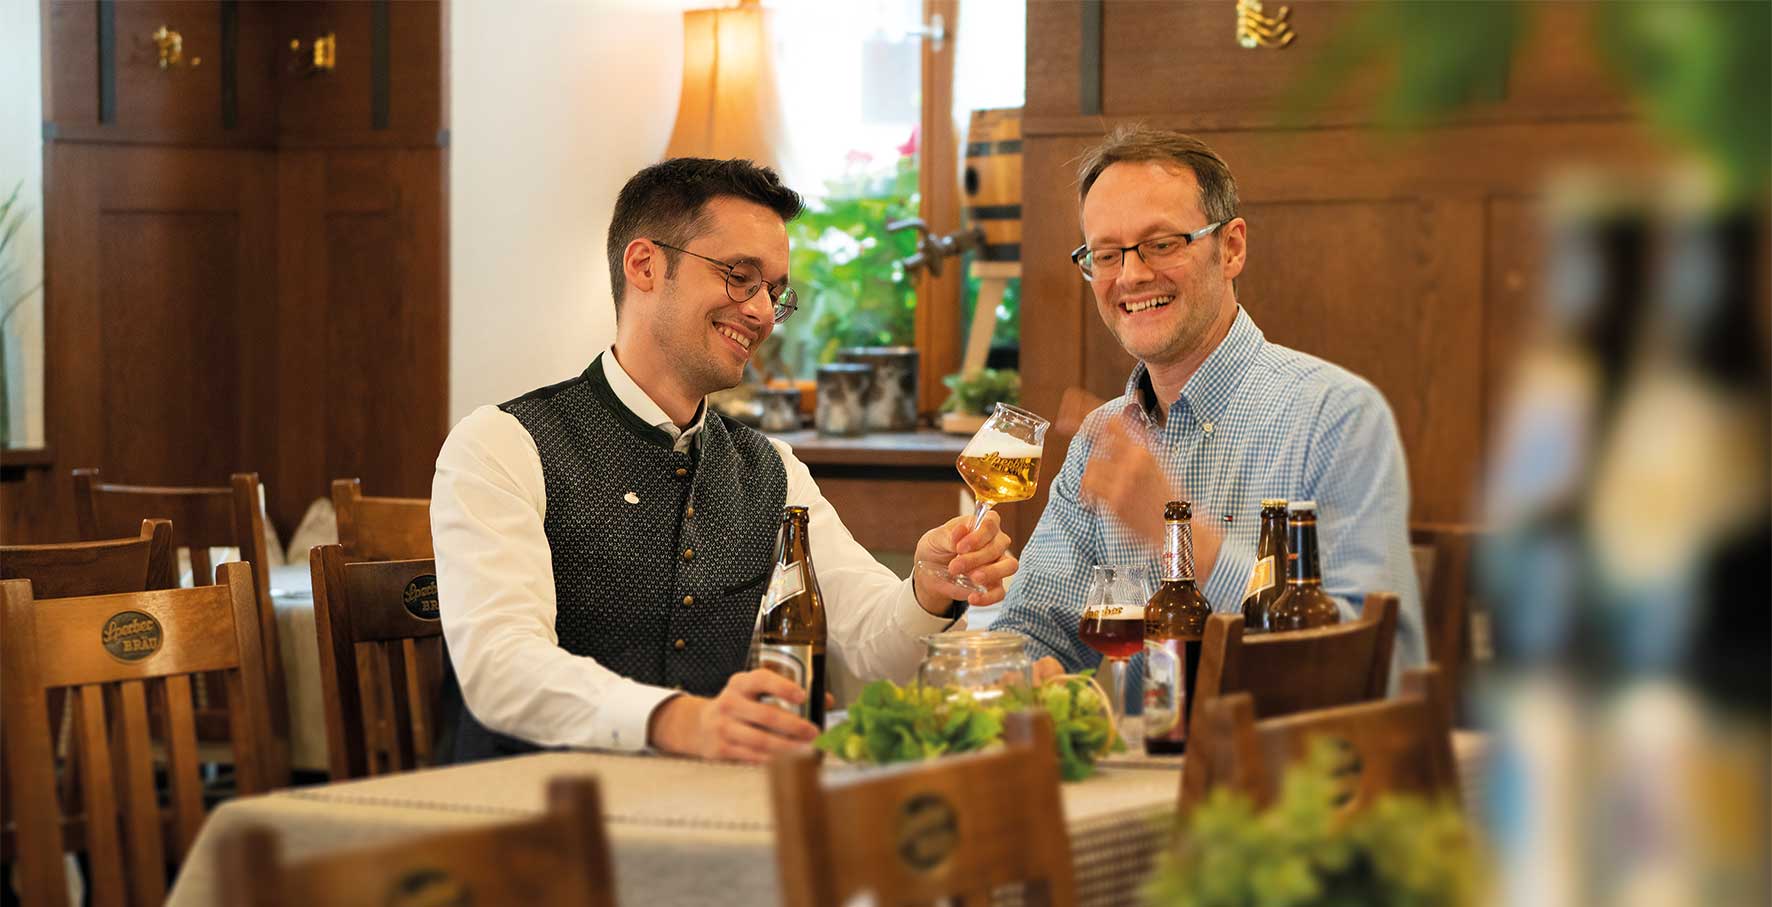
{"left": 97, "top": 0, "right": 115, "bottom": 123}
{"left": 914, "top": 0, "right": 962, "bottom": 416}
{"left": 41, "top": 123, "right": 443, "bottom": 149}
{"left": 220, "top": 1, "right": 238, "bottom": 129}
{"left": 1078, "top": 1, "right": 1101, "bottom": 116}
{"left": 371, "top": 0, "right": 391, "bottom": 129}
{"left": 1024, "top": 108, "right": 1639, "bottom": 139}
{"left": 1, "top": 448, "right": 56, "bottom": 482}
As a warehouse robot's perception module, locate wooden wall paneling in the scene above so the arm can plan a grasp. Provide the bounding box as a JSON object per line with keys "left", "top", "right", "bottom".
{"left": 276, "top": 0, "right": 444, "bottom": 146}
{"left": 272, "top": 152, "right": 327, "bottom": 536}
{"left": 816, "top": 475, "right": 965, "bottom": 554}
{"left": 42, "top": 0, "right": 100, "bottom": 127}
{"left": 1015, "top": 136, "right": 1095, "bottom": 542}
{"left": 1024, "top": 0, "right": 1084, "bottom": 118}
{"left": 109, "top": 1, "right": 229, "bottom": 135}
{"left": 1097, "top": 1, "right": 1375, "bottom": 121}
{"left": 1483, "top": 196, "right": 1545, "bottom": 431}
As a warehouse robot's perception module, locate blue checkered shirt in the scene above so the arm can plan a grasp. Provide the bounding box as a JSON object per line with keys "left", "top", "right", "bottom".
{"left": 994, "top": 306, "right": 1425, "bottom": 706}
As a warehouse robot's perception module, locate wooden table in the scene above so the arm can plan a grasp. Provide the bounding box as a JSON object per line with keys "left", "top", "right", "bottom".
{"left": 165, "top": 733, "right": 1489, "bottom": 907}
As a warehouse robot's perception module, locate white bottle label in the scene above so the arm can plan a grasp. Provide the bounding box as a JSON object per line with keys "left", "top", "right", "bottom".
{"left": 759, "top": 644, "right": 813, "bottom": 717}
{"left": 1143, "top": 639, "right": 1184, "bottom": 737}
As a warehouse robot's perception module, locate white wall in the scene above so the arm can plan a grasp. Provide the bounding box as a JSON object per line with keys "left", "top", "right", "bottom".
{"left": 0, "top": 0, "right": 45, "bottom": 447}
{"left": 448, "top": 0, "right": 685, "bottom": 423}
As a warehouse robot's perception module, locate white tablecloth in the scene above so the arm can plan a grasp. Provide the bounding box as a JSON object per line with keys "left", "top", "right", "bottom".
{"left": 165, "top": 734, "right": 1488, "bottom": 907}
{"left": 266, "top": 563, "right": 328, "bottom": 773}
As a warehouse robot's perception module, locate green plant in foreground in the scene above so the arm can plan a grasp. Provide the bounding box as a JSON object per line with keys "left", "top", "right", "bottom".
{"left": 815, "top": 673, "right": 1123, "bottom": 782}
{"left": 1144, "top": 738, "right": 1483, "bottom": 907}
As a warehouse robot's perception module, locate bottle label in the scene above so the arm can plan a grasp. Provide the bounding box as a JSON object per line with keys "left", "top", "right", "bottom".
{"left": 1161, "top": 521, "right": 1195, "bottom": 581}
{"left": 763, "top": 561, "right": 805, "bottom": 610}
{"left": 759, "top": 643, "right": 814, "bottom": 717}
{"left": 1142, "top": 639, "right": 1185, "bottom": 738}
{"left": 1241, "top": 555, "right": 1275, "bottom": 603}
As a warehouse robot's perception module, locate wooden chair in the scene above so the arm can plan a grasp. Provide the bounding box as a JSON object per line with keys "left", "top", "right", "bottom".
{"left": 1194, "top": 592, "right": 1400, "bottom": 720}
{"left": 332, "top": 477, "right": 433, "bottom": 560}
{"left": 310, "top": 544, "right": 446, "bottom": 778}
{"left": 0, "top": 519, "right": 179, "bottom": 863}
{"left": 770, "top": 711, "right": 1077, "bottom": 907}
{"left": 72, "top": 468, "right": 291, "bottom": 782}
{"left": 1, "top": 519, "right": 178, "bottom": 597}
{"left": 1411, "top": 523, "right": 1479, "bottom": 718}
{"left": 1181, "top": 665, "right": 1458, "bottom": 815}
{"left": 330, "top": 478, "right": 434, "bottom": 770}
{"left": 217, "top": 776, "right": 616, "bottom": 907}
{"left": 1, "top": 562, "right": 279, "bottom": 907}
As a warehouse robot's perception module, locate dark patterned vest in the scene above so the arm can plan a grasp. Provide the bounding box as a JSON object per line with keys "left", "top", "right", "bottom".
{"left": 438, "top": 358, "right": 788, "bottom": 762}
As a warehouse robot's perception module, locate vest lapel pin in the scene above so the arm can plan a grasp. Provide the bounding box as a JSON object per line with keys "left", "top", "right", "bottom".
{"left": 623, "top": 492, "right": 640, "bottom": 505}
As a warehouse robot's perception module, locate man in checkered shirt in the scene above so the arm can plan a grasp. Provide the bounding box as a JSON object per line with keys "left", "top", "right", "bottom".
{"left": 994, "top": 125, "right": 1425, "bottom": 697}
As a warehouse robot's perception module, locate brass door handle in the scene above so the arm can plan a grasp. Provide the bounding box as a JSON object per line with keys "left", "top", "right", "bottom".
{"left": 289, "top": 32, "right": 338, "bottom": 75}
{"left": 151, "top": 24, "right": 201, "bottom": 69}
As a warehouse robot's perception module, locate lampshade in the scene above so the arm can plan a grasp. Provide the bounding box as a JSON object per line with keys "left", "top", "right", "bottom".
{"left": 665, "top": 0, "right": 791, "bottom": 172}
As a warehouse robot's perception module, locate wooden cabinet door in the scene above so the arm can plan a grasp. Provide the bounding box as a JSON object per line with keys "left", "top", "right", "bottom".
{"left": 44, "top": 144, "right": 277, "bottom": 488}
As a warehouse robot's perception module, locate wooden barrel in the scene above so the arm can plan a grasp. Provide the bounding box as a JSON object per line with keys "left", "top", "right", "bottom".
{"left": 963, "top": 108, "right": 1022, "bottom": 262}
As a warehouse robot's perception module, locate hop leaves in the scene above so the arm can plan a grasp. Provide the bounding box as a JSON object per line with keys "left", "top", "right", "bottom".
{"left": 815, "top": 673, "right": 1124, "bottom": 781}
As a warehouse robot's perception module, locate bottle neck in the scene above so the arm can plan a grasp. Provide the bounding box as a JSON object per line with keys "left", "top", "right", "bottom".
{"left": 1286, "top": 517, "right": 1322, "bottom": 585}
{"left": 1161, "top": 518, "right": 1195, "bottom": 583}
{"left": 777, "top": 514, "right": 809, "bottom": 564}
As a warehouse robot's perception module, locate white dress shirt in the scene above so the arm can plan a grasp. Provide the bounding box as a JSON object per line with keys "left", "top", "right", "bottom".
{"left": 431, "top": 349, "right": 960, "bottom": 752}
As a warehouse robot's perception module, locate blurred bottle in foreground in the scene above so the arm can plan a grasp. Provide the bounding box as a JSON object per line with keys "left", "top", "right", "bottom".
{"left": 1478, "top": 171, "right": 1769, "bottom": 907}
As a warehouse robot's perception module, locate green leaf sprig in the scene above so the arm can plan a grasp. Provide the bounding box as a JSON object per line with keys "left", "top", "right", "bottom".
{"left": 1144, "top": 737, "right": 1483, "bottom": 907}
{"left": 814, "top": 672, "right": 1124, "bottom": 782}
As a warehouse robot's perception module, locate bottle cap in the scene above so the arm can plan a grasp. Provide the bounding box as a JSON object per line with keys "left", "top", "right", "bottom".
{"left": 1286, "top": 500, "right": 1317, "bottom": 513}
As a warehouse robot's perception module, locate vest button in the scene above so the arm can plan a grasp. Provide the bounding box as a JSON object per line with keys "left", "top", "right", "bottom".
{"left": 685, "top": 506, "right": 695, "bottom": 519}
{"left": 675, "top": 467, "right": 689, "bottom": 478}
{"left": 674, "top": 638, "right": 686, "bottom": 650}
{"left": 682, "top": 594, "right": 695, "bottom": 606}
{"left": 682, "top": 548, "right": 694, "bottom": 561}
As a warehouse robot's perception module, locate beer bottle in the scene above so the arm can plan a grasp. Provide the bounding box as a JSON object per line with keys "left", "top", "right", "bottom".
{"left": 751, "top": 506, "right": 827, "bottom": 726}
{"left": 1143, "top": 500, "right": 1212, "bottom": 755}
{"left": 1266, "top": 500, "right": 1342, "bottom": 631}
{"left": 1239, "top": 499, "right": 1289, "bottom": 632}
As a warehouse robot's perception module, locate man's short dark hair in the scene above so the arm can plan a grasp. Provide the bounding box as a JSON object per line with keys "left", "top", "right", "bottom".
{"left": 606, "top": 158, "right": 804, "bottom": 318}
{"left": 1074, "top": 125, "right": 1239, "bottom": 225}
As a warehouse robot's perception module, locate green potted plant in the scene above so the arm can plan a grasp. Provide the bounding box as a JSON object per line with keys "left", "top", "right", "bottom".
{"left": 0, "top": 181, "right": 43, "bottom": 449}
{"left": 1145, "top": 738, "right": 1484, "bottom": 907}
{"left": 938, "top": 367, "right": 1019, "bottom": 434}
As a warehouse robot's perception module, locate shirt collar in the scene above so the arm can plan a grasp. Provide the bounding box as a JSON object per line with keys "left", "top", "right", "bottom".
{"left": 1122, "top": 305, "right": 1265, "bottom": 427}
{"left": 599, "top": 348, "right": 707, "bottom": 449}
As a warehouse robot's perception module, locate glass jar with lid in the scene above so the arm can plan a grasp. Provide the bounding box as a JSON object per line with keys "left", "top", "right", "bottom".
{"left": 917, "top": 631, "right": 1034, "bottom": 703}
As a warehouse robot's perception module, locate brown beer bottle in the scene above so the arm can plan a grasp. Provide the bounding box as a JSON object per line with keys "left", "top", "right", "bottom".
{"left": 1143, "top": 500, "right": 1212, "bottom": 755}
{"left": 752, "top": 506, "right": 827, "bottom": 727}
{"left": 1239, "top": 499, "right": 1289, "bottom": 632}
{"left": 1266, "top": 500, "right": 1342, "bottom": 631}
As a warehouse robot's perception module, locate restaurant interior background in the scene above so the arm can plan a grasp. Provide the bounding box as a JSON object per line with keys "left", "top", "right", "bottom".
{"left": 0, "top": 1, "right": 1766, "bottom": 904}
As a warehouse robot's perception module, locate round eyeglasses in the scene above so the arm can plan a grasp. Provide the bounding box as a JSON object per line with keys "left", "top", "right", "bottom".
{"left": 652, "top": 240, "right": 799, "bottom": 323}
{"left": 1069, "top": 220, "right": 1226, "bottom": 280}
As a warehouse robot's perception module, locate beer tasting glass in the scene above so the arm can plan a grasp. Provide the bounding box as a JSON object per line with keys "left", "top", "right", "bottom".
{"left": 1078, "top": 564, "right": 1150, "bottom": 735}
{"left": 913, "top": 402, "right": 1050, "bottom": 596}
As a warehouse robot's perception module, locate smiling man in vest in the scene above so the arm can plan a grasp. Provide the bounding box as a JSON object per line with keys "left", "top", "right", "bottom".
{"left": 430, "top": 158, "right": 1017, "bottom": 763}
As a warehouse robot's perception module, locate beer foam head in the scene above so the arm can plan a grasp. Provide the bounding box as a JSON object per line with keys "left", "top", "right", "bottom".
{"left": 962, "top": 426, "right": 1043, "bottom": 459}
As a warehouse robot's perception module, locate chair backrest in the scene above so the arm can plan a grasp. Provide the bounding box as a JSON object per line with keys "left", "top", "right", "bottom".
{"left": 1, "top": 518, "right": 177, "bottom": 597}
{"left": 333, "top": 477, "right": 433, "bottom": 560}
{"left": 1194, "top": 592, "right": 1400, "bottom": 720}
{"left": 217, "top": 776, "right": 616, "bottom": 907}
{"left": 1181, "top": 665, "right": 1458, "bottom": 815}
{"left": 0, "top": 519, "right": 179, "bottom": 863}
{"left": 770, "top": 711, "right": 1077, "bottom": 907}
{"left": 71, "top": 468, "right": 290, "bottom": 780}
{"left": 1, "top": 562, "right": 278, "bottom": 907}
{"left": 310, "top": 544, "right": 446, "bottom": 779}
{"left": 1410, "top": 523, "right": 1478, "bottom": 714}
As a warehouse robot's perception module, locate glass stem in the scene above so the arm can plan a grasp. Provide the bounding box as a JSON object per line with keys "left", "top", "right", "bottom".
{"left": 1106, "top": 657, "right": 1128, "bottom": 723}
{"left": 970, "top": 499, "right": 995, "bottom": 531}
